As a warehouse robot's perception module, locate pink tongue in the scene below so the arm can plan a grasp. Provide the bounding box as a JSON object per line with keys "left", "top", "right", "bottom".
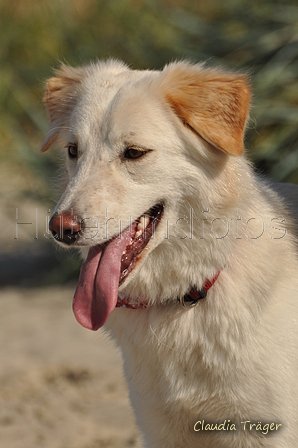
{"left": 73, "top": 226, "right": 134, "bottom": 331}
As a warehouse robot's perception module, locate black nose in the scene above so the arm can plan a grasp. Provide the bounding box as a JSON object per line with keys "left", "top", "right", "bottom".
{"left": 49, "top": 212, "right": 82, "bottom": 245}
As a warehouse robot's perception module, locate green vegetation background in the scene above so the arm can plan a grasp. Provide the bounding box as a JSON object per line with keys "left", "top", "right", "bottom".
{"left": 1, "top": 0, "right": 298, "bottom": 284}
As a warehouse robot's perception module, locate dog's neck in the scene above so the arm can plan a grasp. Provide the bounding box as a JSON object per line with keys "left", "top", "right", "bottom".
{"left": 116, "top": 270, "right": 221, "bottom": 309}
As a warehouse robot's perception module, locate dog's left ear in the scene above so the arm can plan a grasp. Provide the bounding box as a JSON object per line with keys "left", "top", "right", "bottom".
{"left": 159, "top": 62, "right": 250, "bottom": 156}
{"left": 40, "top": 64, "right": 84, "bottom": 152}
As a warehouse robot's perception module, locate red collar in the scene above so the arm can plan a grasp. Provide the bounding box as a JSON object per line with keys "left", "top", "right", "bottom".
{"left": 116, "top": 270, "right": 221, "bottom": 310}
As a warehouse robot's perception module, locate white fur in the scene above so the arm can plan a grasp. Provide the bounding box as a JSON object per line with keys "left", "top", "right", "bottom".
{"left": 43, "top": 60, "right": 298, "bottom": 447}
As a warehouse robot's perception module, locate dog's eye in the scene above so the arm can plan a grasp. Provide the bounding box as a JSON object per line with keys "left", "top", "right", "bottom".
{"left": 124, "top": 147, "right": 147, "bottom": 160}
{"left": 67, "top": 144, "right": 78, "bottom": 159}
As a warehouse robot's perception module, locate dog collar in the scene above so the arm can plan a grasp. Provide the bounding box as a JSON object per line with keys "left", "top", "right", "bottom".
{"left": 116, "top": 270, "right": 221, "bottom": 310}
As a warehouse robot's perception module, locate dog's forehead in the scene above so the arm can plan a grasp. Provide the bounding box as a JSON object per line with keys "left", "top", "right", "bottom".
{"left": 70, "top": 65, "right": 176, "bottom": 154}
{"left": 106, "top": 79, "right": 168, "bottom": 141}
{"left": 75, "top": 65, "right": 151, "bottom": 126}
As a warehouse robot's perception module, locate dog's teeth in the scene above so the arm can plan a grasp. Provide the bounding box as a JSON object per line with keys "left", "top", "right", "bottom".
{"left": 122, "top": 250, "right": 126, "bottom": 255}
{"left": 138, "top": 215, "right": 150, "bottom": 231}
{"left": 143, "top": 215, "right": 150, "bottom": 227}
{"left": 135, "top": 230, "right": 142, "bottom": 238}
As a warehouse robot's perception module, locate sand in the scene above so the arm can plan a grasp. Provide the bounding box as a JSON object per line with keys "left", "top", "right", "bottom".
{"left": 0, "top": 286, "right": 141, "bottom": 448}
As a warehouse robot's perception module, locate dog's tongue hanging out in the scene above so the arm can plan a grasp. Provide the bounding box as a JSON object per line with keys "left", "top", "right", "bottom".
{"left": 73, "top": 225, "right": 135, "bottom": 331}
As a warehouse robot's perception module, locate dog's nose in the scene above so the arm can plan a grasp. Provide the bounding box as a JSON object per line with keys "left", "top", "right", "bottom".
{"left": 49, "top": 212, "right": 82, "bottom": 245}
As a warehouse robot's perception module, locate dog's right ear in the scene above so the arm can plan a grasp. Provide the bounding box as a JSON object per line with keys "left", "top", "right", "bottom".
{"left": 40, "top": 64, "right": 84, "bottom": 152}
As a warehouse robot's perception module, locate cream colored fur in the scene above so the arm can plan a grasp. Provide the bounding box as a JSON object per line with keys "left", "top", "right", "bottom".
{"left": 41, "top": 60, "right": 298, "bottom": 447}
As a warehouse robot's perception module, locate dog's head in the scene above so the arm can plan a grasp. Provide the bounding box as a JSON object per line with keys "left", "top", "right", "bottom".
{"left": 41, "top": 60, "right": 250, "bottom": 330}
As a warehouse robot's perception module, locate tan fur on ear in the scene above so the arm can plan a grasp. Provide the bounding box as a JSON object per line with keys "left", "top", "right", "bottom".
{"left": 159, "top": 62, "right": 250, "bottom": 156}
{"left": 40, "top": 64, "right": 84, "bottom": 152}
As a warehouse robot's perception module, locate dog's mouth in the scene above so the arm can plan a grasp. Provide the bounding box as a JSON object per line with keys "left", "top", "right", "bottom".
{"left": 119, "top": 203, "right": 163, "bottom": 284}
{"left": 73, "top": 203, "right": 164, "bottom": 331}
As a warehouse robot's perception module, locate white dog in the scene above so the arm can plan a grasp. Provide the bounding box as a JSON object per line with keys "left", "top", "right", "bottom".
{"left": 41, "top": 60, "right": 298, "bottom": 447}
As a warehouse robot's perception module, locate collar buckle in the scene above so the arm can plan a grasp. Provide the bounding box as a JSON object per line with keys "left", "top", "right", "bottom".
{"left": 179, "top": 287, "right": 207, "bottom": 309}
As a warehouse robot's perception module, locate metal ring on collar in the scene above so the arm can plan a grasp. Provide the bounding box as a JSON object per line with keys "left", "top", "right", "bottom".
{"left": 179, "top": 294, "right": 200, "bottom": 309}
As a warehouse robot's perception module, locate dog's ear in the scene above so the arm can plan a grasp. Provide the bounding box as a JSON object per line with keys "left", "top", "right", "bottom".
{"left": 40, "top": 64, "right": 84, "bottom": 152}
{"left": 159, "top": 62, "right": 250, "bottom": 156}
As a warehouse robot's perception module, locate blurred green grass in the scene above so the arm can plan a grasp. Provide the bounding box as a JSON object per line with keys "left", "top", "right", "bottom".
{"left": 1, "top": 0, "right": 298, "bottom": 182}
{"left": 1, "top": 0, "right": 298, "bottom": 284}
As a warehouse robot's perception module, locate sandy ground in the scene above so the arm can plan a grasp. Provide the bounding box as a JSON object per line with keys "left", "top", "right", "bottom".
{"left": 0, "top": 286, "right": 141, "bottom": 448}
{"left": 0, "top": 165, "right": 141, "bottom": 447}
